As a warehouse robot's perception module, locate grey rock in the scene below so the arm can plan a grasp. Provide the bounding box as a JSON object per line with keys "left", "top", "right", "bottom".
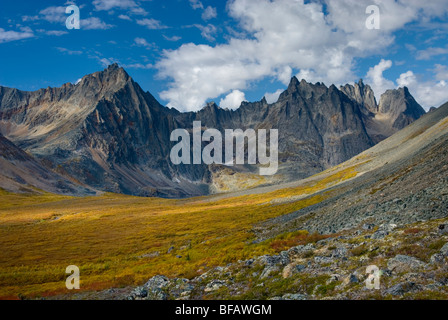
{"left": 204, "top": 280, "right": 226, "bottom": 292}
{"left": 387, "top": 255, "right": 426, "bottom": 274}
{"left": 378, "top": 224, "right": 398, "bottom": 232}
{"left": 362, "top": 223, "right": 375, "bottom": 230}
{"left": 258, "top": 255, "right": 282, "bottom": 267}
{"left": 287, "top": 245, "right": 305, "bottom": 256}
{"left": 430, "top": 253, "right": 445, "bottom": 264}
{"left": 304, "top": 244, "right": 315, "bottom": 251}
{"left": 147, "top": 287, "right": 168, "bottom": 300}
{"left": 261, "top": 266, "right": 280, "bottom": 279}
{"left": 341, "top": 81, "right": 425, "bottom": 144}
{"left": 349, "top": 274, "right": 359, "bottom": 283}
{"left": 170, "top": 279, "right": 194, "bottom": 298}
{"left": 331, "top": 247, "right": 348, "bottom": 258}
{"left": 282, "top": 293, "right": 308, "bottom": 300}
{"left": 371, "top": 230, "right": 389, "bottom": 239}
{"left": 378, "top": 88, "right": 426, "bottom": 131}
{"left": 438, "top": 224, "right": 448, "bottom": 234}
{"left": 439, "top": 242, "right": 448, "bottom": 256}
{"left": 279, "top": 251, "right": 291, "bottom": 265}
{"left": 245, "top": 259, "right": 254, "bottom": 266}
{"left": 386, "top": 282, "right": 423, "bottom": 296}
{"left": 144, "top": 275, "right": 170, "bottom": 290}
{"left": 340, "top": 79, "right": 378, "bottom": 116}
{"left": 130, "top": 287, "right": 148, "bottom": 299}
{"left": 0, "top": 133, "right": 93, "bottom": 196}
{"left": 314, "top": 256, "right": 334, "bottom": 264}
{"left": 295, "top": 265, "right": 307, "bottom": 272}
{"left": 328, "top": 274, "right": 341, "bottom": 283}
{"left": 140, "top": 251, "right": 160, "bottom": 259}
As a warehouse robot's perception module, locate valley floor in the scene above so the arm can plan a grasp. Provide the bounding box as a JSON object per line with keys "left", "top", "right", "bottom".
{"left": 0, "top": 166, "right": 353, "bottom": 299}
{"left": 97, "top": 217, "right": 448, "bottom": 301}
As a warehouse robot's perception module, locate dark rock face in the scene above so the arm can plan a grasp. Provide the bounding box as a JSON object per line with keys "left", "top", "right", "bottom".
{"left": 378, "top": 87, "right": 426, "bottom": 130}
{"left": 189, "top": 78, "right": 375, "bottom": 179}
{"left": 0, "top": 65, "right": 426, "bottom": 197}
{"left": 0, "top": 65, "right": 209, "bottom": 197}
{"left": 340, "top": 79, "right": 378, "bottom": 116}
{"left": 258, "top": 79, "right": 373, "bottom": 170}
{"left": 0, "top": 132, "right": 92, "bottom": 195}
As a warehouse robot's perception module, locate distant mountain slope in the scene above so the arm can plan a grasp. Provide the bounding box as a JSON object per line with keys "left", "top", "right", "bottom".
{"left": 0, "top": 132, "right": 93, "bottom": 195}
{"left": 0, "top": 65, "right": 426, "bottom": 197}
{"left": 0, "top": 65, "right": 208, "bottom": 198}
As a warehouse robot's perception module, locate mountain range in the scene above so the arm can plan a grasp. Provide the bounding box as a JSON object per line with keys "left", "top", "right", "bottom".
{"left": 0, "top": 64, "right": 426, "bottom": 198}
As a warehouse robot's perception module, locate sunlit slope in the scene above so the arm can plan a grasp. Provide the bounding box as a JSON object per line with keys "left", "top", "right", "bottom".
{"left": 0, "top": 166, "right": 356, "bottom": 299}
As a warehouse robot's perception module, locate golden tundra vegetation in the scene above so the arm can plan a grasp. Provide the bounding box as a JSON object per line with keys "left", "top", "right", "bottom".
{"left": 0, "top": 167, "right": 358, "bottom": 299}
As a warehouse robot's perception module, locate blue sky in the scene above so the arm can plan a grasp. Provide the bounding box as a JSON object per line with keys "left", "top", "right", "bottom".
{"left": 0, "top": 0, "right": 447, "bottom": 112}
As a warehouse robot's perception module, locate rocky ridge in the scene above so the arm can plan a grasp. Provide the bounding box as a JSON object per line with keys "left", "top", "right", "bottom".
{"left": 0, "top": 65, "right": 426, "bottom": 197}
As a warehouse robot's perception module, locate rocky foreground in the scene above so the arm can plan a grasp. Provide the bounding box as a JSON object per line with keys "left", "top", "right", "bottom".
{"left": 125, "top": 219, "right": 448, "bottom": 301}
{"left": 60, "top": 217, "right": 448, "bottom": 301}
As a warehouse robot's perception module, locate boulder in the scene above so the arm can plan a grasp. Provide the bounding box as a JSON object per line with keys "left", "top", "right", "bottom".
{"left": 387, "top": 255, "right": 425, "bottom": 273}
{"left": 204, "top": 280, "right": 226, "bottom": 292}
{"left": 282, "top": 293, "right": 308, "bottom": 300}
{"left": 386, "top": 282, "right": 423, "bottom": 296}
{"left": 438, "top": 224, "right": 448, "bottom": 234}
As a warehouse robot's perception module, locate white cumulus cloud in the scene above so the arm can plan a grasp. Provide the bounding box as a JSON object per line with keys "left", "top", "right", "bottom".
{"left": 157, "top": 0, "right": 448, "bottom": 112}
{"left": 81, "top": 17, "right": 114, "bottom": 30}
{"left": 396, "top": 71, "right": 417, "bottom": 88}
{"left": 219, "top": 90, "right": 247, "bottom": 110}
{"left": 134, "top": 37, "right": 154, "bottom": 49}
{"left": 264, "top": 89, "right": 284, "bottom": 104}
{"left": 137, "top": 18, "right": 167, "bottom": 30}
{"left": 0, "top": 28, "right": 34, "bottom": 43}
{"left": 93, "top": 0, "right": 147, "bottom": 15}
{"left": 202, "top": 6, "right": 217, "bottom": 21}
{"left": 396, "top": 68, "right": 448, "bottom": 110}
{"left": 365, "top": 59, "right": 395, "bottom": 101}
{"left": 367, "top": 62, "right": 448, "bottom": 110}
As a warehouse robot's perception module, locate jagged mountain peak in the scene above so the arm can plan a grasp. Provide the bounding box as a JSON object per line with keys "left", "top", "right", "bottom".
{"left": 287, "top": 77, "right": 326, "bottom": 90}
{"left": 288, "top": 76, "right": 300, "bottom": 88}
{"left": 260, "top": 96, "right": 268, "bottom": 105}
{"left": 76, "top": 64, "right": 131, "bottom": 94}
{"left": 340, "top": 79, "right": 378, "bottom": 115}
{"left": 203, "top": 101, "right": 220, "bottom": 110}
{"left": 384, "top": 86, "right": 414, "bottom": 100}
{"left": 100, "top": 63, "right": 128, "bottom": 79}
{"left": 379, "top": 86, "right": 426, "bottom": 121}
{"left": 279, "top": 77, "right": 328, "bottom": 101}
{"left": 340, "top": 80, "right": 425, "bottom": 143}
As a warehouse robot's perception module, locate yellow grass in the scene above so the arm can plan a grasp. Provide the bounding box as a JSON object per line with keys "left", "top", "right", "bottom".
{"left": 0, "top": 167, "right": 358, "bottom": 299}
